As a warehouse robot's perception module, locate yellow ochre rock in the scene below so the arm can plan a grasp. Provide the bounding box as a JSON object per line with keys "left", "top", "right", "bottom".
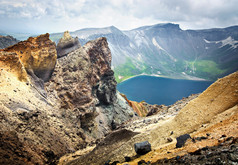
{"left": 1, "top": 33, "right": 57, "bottom": 81}
{"left": 0, "top": 51, "right": 28, "bottom": 81}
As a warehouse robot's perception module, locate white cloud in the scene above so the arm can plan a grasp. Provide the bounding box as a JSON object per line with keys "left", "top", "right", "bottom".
{"left": 0, "top": 0, "right": 237, "bottom": 33}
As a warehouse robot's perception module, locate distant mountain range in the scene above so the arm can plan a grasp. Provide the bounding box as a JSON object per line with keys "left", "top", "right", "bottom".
{"left": 2, "top": 23, "right": 238, "bottom": 82}
{"left": 50, "top": 23, "right": 238, "bottom": 82}
{"left": 0, "top": 35, "right": 19, "bottom": 49}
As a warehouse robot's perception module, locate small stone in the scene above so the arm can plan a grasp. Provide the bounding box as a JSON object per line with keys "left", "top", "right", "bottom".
{"left": 124, "top": 156, "right": 131, "bottom": 162}
{"left": 137, "top": 160, "right": 147, "bottom": 165}
{"left": 206, "top": 133, "right": 211, "bottom": 136}
{"left": 201, "top": 136, "right": 207, "bottom": 140}
{"left": 221, "top": 134, "right": 226, "bottom": 138}
{"left": 167, "top": 137, "right": 173, "bottom": 142}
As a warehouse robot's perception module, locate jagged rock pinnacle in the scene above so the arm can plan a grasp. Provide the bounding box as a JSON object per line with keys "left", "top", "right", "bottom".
{"left": 56, "top": 31, "right": 81, "bottom": 58}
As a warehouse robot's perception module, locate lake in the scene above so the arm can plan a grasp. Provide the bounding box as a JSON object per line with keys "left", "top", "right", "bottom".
{"left": 117, "top": 75, "right": 213, "bottom": 105}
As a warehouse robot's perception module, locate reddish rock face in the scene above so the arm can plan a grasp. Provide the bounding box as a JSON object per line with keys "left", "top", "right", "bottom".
{"left": 1, "top": 33, "right": 57, "bottom": 81}
{"left": 121, "top": 93, "right": 148, "bottom": 117}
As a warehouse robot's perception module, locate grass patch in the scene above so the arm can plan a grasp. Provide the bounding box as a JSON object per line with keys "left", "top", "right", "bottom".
{"left": 114, "top": 58, "right": 151, "bottom": 83}
{"left": 185, "top": 60, "right": 227, "bottom": 80}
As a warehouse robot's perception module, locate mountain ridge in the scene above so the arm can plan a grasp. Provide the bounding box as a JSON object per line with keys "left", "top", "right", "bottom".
{"left": 49, "top": 23, "right": 238, "bottom": 82}
{"left": 1, "top": 23, "right": 237, "bottom": 82}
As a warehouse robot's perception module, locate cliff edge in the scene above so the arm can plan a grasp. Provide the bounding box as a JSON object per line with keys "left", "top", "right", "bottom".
{"left": 0, "top": 33, "right": 135, "bottom": 165}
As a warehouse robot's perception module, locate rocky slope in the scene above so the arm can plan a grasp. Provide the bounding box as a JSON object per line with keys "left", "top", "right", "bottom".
{"left": 0, "top": 33, "right": 135, "bottom": 165}
{"left": 0, "top": 35, "right": 19, "bottom": 49}
{"left": 120, "top": 93, "right": 199, "bottom": 117}
{"left": 50, "top": 24, "right": 238, "bottom": 82}
{"left": 66, "top": 71, "right": 238, "bottom": 165}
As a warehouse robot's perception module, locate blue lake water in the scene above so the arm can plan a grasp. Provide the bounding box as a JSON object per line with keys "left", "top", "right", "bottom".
{"left": 117, "top": 75, "right": 213, "bottom": 105}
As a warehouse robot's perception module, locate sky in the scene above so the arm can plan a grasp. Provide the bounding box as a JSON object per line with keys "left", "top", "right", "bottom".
{"left": 0, "top": 0, "right": 238, "bottom": 34}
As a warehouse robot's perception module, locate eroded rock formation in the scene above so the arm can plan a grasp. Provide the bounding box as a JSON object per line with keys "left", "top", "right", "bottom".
{"left": 47, "top": 36, "right": 135, "bottom": 137}
{"left": 0, "top": 51, "right": 28, "bottom": 81}
{"left": 1, "top": 33, "right": 57, "bottom": 82}
{"left": 0, "top": 33, "right": 135, "bottom": 165}
{"left": 56, "top": 31, "right": 81, "bottom": 58}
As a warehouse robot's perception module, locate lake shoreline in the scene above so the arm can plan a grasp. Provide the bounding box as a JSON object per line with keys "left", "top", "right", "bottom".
{"left": 117, "top": 75, "right": 213, "bottom": 105}
{"left": 118, "top": 73, "right": 209, "bottom": 84}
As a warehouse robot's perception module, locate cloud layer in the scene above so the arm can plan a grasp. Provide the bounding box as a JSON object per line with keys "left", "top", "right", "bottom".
{"left": 0, "top": 0, "right": 237, "bottom": 33}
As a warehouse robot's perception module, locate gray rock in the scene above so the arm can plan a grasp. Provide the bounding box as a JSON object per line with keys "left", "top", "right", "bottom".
{"left": 167, "top": 137, "right": 173, "bottom": 142}
{"left": 134, "top": 141, "right": 151, "bottom": 155}
{"left": 176, "top": 134, "right": 191, "bottom": 148}
{"left": 56, "top": 31, "right": 81, "bottom": 58}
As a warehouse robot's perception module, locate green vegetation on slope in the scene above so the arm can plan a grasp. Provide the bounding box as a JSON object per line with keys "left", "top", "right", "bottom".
{"left": 185, "top": 60, "right": 227, "bottom": 80}
{"left": 114, "top": 58, "right": 151, "bottom": 83}
{"left": 114, "top": 58, "right": 229, "bottom": 83}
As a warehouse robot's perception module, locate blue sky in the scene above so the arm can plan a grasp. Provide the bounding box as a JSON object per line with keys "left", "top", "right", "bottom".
{"left": 0, "top": 0, "right": 238, "bottom": 34}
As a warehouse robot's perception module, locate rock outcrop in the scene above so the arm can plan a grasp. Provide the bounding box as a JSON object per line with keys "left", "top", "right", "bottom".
{"left": 67, "top": 71, "right": 238, "bottom": 165}
{"left": 47, "top": 37, "right": 135, "bottom": 137}
{"left": 121, "top": 93, "right": 199, "bottom": 117}
{"left": 1, "top": 33, "right": 57, "bottom": 82}
{"left": 0, "top": 35, "right": 19, "bottom": 49}
{"left": 0, "top": 34, "right": 135, "bottom": 165}
{"left": 56, "top": 31, "right": 81, "bottom": 58}
{"left": 0, "top": 51, "right": 28, "bottom": 81}
{"left": 121, "top": 94, "right": 148, "bottom": 117}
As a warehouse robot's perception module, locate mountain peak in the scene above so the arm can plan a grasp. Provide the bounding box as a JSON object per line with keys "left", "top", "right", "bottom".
{"left": 152, "top": 23, "right": 181, "bottom": 30}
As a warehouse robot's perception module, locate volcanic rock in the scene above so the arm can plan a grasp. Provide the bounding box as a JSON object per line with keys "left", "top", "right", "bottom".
{"left": 47, "top": 37, "right": 135, "bottom": 138}
{"left": 176, "top": 134, "right": 191, "bottom": 148}
{"left": 0, "top": 34, "right": 135, "bottom": 165}
{"left": 56, "top": 31, "right": 81, "bottom": 58}
{"left": 134, "top": 141, "right": 152, "bottom": 155}
{"left": 1, "top": 33, "right": 57, "bottom": 82}
{"left": 0, "top": 51, "right": 28, "bottom": 81}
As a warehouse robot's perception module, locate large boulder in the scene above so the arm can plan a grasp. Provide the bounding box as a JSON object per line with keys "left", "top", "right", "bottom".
{"left": 176, "top": 134, "right": 191, "bottom": 148}
{"left": 134, "top": 141, "right": 152, "bottom": 155}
